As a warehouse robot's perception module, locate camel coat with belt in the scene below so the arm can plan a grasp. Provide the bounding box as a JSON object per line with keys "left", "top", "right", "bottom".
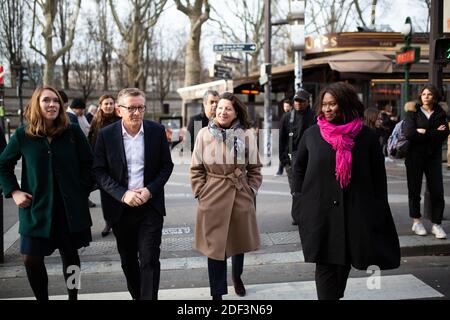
{"left": 190, "top": 127, "right": 262, "bottom": 261}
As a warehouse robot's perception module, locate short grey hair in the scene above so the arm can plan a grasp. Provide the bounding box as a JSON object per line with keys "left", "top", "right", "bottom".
{"left": 117, "top": 88, "right": 146, "bottom": 106}
{"left": 203, "top": 90, "right": 219, "bottom": 103}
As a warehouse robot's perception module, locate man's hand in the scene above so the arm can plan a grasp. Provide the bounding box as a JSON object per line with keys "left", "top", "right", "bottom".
{"left": 133, "top": 187, "right": 152, "bottom": 205}
{"left": 437, "top": 124, "right": 447, "bottom": 131}
{"left": 122, "top": 188, "right": 152, "bottom": 207}
{"left": 11, "top": 190, "right": 33, "bottom": 208}
{"left": 417, "top": 128, "right": 426, "bottom": 134}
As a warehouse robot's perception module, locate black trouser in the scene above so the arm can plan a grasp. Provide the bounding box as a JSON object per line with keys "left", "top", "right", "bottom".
{"left": 405, "top": 152, "right": 444, "bottom": 224}
{"left": 207, "top": 254, "right": 244, "bottom": 296}
{"left": 285, "top": 155, "right": 297, "bottom": 222}
{"left": 315, "top": 263, "right": 351, "bottom": 300}
{"left": 112, "top": 206, "right": 163, "bottom": 300}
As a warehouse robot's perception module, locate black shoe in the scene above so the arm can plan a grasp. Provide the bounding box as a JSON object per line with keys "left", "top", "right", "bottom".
{"left": 292, "top": 220, "right": 298, "bottom": 226}
{"left": 212, "top": 295, "right": 222, "bottom": 300}
{"left": 232, "top": 277, "right": 246, "bottom": 297}
{"left": 88, "top": 199, "right": 96, "bottom": 208}
{"left": 101, "top": 224, "right": 111, "bottom": 237}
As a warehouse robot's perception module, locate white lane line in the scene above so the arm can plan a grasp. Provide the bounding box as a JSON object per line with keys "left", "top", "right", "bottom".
{"left": 3, "top": 274, "right": 443, "bottom": 300}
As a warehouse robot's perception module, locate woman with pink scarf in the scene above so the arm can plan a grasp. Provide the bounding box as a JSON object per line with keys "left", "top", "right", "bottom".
{"left": 292, "top": 82, "right": 400, "bottom": 300}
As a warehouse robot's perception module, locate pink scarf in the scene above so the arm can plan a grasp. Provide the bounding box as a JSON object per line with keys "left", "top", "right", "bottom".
{"left": 317, "top": 115, "right": 364, "bottom": 188}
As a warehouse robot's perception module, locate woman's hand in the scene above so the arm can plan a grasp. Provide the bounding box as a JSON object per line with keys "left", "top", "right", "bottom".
{"left": 416, "top": 128, "right": 426, "bottom": 134}
{"left": 437, "top": 124, "right": 447, "bottom": 131}
{"left": 11, "top": 190, "right": 33, "bottom": 208}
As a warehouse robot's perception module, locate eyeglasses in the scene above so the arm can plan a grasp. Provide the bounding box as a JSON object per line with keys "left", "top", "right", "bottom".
{"left": 120, "top": 105, "right": 146, "bottom": 113}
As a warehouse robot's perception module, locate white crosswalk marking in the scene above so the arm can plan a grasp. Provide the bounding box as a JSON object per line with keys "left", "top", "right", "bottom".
{"left": 3, "top": 274, "right": 443, "bottom": 300}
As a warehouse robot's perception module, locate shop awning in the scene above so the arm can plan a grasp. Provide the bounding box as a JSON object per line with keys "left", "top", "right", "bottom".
{"left": 305, "top": 51, "right": 393, "bottom": 73}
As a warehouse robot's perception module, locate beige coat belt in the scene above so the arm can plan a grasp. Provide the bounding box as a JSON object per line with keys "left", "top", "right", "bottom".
{"left": 207, "top": 168, "right": 245, "bottom": 190}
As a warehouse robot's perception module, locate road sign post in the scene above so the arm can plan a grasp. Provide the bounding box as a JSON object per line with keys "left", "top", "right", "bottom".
{"left": 213, "top": 43, "right": 257, "bottom": 52}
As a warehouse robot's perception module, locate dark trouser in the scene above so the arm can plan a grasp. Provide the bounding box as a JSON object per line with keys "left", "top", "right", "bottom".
{"left": 207, "top": 254, "right": 244, "bottom": 296}
{"left": 276, "top": 163, "right": 284, "bottom": 175}
{"left": 315, "top": 263, "right": 351, "bottom": 300}
{"left": 405, "top": 153, "right": 445, "bottom": 224}
{"left": 112, "top": 206, "right": 163, "bottom": 300}
{"left": 285, "top": 155, "right": 296, "bottom": 222}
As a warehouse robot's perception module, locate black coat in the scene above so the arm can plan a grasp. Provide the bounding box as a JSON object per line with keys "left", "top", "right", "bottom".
{"left": 292, "top": 125, "right": 400, "bottom": 270}
{"left": 404, "top": 104, "right": 449, "bottom": 159}
{"left": 187, "top": 112, "right": 209, "bottom": 152}
{"left": 92, "top": 120, "right": 174, "bottom": 223}
{"left": 279, "top": 107, "right": 316, "bottom": 166}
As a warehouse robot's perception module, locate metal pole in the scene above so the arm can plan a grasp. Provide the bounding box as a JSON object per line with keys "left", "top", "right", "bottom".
{"left": 294, "top": 49, "right": 303, "bottom": 90}
{"left": 429, "top": 0, "right": 443, "bottom": 93}
{"left": 263, "top": 0, "right": 272, "bottom": 166}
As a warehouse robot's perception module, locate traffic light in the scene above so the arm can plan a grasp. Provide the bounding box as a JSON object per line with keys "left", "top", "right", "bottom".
{"left": 19, "top": 67, "right": 29, "bottom": 83}
{"left": 434, "top": 37, "right": 450, "bottom": 65}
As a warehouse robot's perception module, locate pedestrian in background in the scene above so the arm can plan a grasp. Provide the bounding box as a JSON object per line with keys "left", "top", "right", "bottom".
{"left": 364, "top": 107, "right": 385, "bottom": 148}
{"left": 190, "top": 92, "right": 262, "bottom": 300}
{"left": 404, "top": 85, "right": 449, "bottom": 239}
{"left": 67, "top": 98, "right": 90, "bottom": 137}
{"left": 88, "top": 94, "right": 121, "bottom": 237}
{"left": 93, "top": 88, "right": 173, "bottom": 300}
{"left": 0, "top": 86, "right": 93, "bottom": 300}
{"left": 85, "top": 104, "right": 98, "bottom": 124}
{"left": 275, "top": 98, "right": 292, "bottom": 177}
{"left": 279, "top": 89, "right": 316, "bottom": 225}
{"left": 187, "top": 90, "right": 219, "bottom": 152}
{"left": 292, "top": 82, "right": 400, "bottom": 300}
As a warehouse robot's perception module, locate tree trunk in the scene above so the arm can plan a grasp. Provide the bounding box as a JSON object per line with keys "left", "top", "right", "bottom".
{"left": 185, "top": 20, "right": 202, "bottom": 86}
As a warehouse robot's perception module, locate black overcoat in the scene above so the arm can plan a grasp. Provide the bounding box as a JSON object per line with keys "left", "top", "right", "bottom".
{"left": 292, "top": 125, "right": 400, "bottom": 270}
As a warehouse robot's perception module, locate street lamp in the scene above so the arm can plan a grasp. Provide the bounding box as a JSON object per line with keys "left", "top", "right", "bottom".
{"left": 400, "top": 17, "right": 413, "bottom": 107}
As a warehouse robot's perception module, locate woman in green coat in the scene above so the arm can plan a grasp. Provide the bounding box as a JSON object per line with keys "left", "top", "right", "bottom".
{"left": 0, "top": 86, "right": 93, "bottom": 300}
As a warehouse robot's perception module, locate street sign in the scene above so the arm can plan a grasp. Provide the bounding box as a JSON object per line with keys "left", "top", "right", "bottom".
{"left": 396, "top": 47, "right": 420, "bottom": 65}
{"left": 209, "top": 64, "right": 232, "bottom": 79}
{"left": 213, "top": 43, "right": 257, "bottom": 52}
{"left": 216, "top": 54, "right": 241, "bottom": 64}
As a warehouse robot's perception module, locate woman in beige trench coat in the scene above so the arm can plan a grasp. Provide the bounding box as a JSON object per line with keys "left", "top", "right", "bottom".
{"left": 190, "top": 92, "right": 262, "bottom": 300}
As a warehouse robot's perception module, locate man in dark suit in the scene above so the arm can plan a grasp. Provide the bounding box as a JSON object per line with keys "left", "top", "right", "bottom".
{"left": 279, "top": 89, "right": 316, "bottom": 225}
{"left": 93, "top": 88, "right": 174, "bottom": 300}
{"left": 186, "top": 90, "right": 219, "bottom": 152}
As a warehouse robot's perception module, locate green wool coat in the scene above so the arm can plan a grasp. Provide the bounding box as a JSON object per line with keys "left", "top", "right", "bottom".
{"left": 0, "top": 124, "right": 93, "bottom": 238}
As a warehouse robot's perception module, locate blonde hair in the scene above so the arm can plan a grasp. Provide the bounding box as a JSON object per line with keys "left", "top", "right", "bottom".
{"left": 24, "top": 86, "right": 69, "bottom": 137}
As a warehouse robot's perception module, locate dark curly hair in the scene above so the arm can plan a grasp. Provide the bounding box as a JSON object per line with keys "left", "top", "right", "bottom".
{"left": 315, "top": 82, "right": 365, "bottom": 124}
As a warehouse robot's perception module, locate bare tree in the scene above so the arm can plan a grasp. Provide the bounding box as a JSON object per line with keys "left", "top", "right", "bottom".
{"left": 57, "top": 0, "right": 75, "bottom": 89}
{"left": 308, "top": 0, "right": 354, "bottom": 34}
{"left": 211, "top": 0, "right": 265, "bottom": 74}
{"left": 107, "top": 0, "right": 167, "bottom": 88}
{"left": 0, "top": 0, "right": 26, "bottom": 87}
{"left": 29, "top": 0, "right": 81, "bottom": 86}
{"left": 174, "top": 0, "right": 210, "bottom": 86}
{"left": 88, "top": 0, "right": 112, "bottom": 91}
{"left": 71, "top": 39, "right": 100, "bottom": 101}
{"left": 148, "top": 31, "right": 184, "bottom": 112}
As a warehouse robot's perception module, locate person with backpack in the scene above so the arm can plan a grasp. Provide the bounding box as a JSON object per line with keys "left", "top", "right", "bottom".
{"left": 404, "top": 85, "right": 449, "bottom": 239}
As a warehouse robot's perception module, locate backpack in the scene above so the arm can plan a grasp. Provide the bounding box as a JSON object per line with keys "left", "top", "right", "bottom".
{"left": 387, "top": 120, "right": 410, "bottom": 159}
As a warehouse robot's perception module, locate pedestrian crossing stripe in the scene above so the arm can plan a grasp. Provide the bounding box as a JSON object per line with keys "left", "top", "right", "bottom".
{"left": 2, "top": 274, "right": 443, "bottom": 300}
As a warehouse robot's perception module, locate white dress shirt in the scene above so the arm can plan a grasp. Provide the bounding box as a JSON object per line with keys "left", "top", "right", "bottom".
{"left": 122, "top": 121, "right": 145, "bottom": 190}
